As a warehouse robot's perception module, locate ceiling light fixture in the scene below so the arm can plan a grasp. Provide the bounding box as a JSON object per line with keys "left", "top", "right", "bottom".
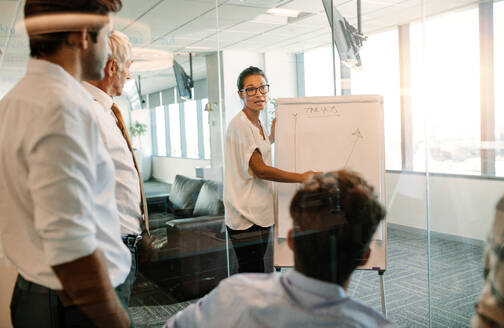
{"left": 130, "top": 48, "right": 173, "bottom": 73}
{"left": 266, "top": 8, "right": 301, "bottom": 18}
{"left": 184, "top": 46, "right": 212, "bottom": 50}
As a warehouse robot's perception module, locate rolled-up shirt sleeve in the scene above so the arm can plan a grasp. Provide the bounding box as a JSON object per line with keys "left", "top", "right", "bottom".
{"left": 27, "top": 104, "right": 102, "bottom": 266}
{"left": 229, "top": 124, "right": 259, "bottom": 179}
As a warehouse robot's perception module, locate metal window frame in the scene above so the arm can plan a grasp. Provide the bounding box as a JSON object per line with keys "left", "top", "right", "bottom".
{"left": 480, "top": 1, "right": 496, "bottom": 177}
{"left": 164, "top": 105, "right": 172, "bottom": 156}
{"left": 150, "top": 107, "right": 158, "bottom": 156}
{"left": 179, "top": 103, "right": 187, "bottom": 158}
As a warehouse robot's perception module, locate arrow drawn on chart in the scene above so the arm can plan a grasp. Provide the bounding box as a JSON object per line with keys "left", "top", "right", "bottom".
{"left": 344, "top": 128, "right": 364, "bottom": 168}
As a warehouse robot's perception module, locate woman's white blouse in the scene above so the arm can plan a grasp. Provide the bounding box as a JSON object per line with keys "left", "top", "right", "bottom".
{"left": 224, "top": 111, "right": 274, "bottom": 230}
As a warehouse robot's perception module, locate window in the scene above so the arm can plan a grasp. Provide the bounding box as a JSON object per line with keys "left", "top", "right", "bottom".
{"left": 169, "top": 104, "right": 182, "bottom": 157}
{"left": 155, "top": 106, "right": 166, "bottom": 156}
{"left": 410, "top": 8, "right": 481, "bottom": 175}
{"left": 149, "top": 96, "right": 211, "bottom": 160}
{"left": 184, "top": 101, "right": 199, "bottom": 158}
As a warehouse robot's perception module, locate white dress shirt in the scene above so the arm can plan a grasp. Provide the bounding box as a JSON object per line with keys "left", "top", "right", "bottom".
{"left": 82, "top": 82, "right": 142, "bottom": 236}
{"left": 164, "top": 269, "right": 394, "bottom": 328}
{"left": 0, "top": 59, "right": 131, "bottom": 289}
{"left": 224, "top": 111, "right": 274, "bottom": 230}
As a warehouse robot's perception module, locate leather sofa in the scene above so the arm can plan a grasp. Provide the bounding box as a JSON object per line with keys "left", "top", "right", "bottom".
{"left": 140, "top": 175, "right": 235, "bottom": 302}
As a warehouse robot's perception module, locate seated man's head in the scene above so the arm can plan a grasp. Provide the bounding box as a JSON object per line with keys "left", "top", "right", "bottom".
{"left": 24, "top": 0, "right": 123, "bottom": 81}
{"left": 288, "top": 170, "right": 386, "bottom": 287}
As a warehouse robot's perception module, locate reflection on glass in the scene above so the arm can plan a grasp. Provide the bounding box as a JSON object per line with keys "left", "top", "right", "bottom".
{"left": 352, "top": 28, "right": 401, "bottom": 171}
{"left": 169, "top": 104, "right": 181, "bottom": 157}
{"left": 123, "top": 80, "right": 142, "bottom": 111}
{"left": 411, "top": 7, "right": 480, "bottom": 175}
{"left": 155, "top": 106, "right": 166, "bottom": 156}
{"left": 495, "top": 1, "right": 504, "bottom": 176}
{"left": 130, "top": 109, "right": 152, "bottom": 156}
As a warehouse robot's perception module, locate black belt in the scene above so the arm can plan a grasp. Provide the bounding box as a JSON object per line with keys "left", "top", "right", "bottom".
{"left": 15, "top": 275, "right": 59, "bottom": 295}
{"left": 122, "top": 234, "right": 142, "bottom": 248}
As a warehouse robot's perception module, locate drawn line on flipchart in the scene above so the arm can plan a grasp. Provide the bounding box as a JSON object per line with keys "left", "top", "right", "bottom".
{"left": 277, "top": 100, "right": 379, "bottom": 105}
{"left": 344, "top": 129, "right": 364, "bottom": 168}
{"left": 305, "top": 114, "right": 341, "bottom": 119}
{"left": 293, "top": 113, "right": 298, "bottom": 172}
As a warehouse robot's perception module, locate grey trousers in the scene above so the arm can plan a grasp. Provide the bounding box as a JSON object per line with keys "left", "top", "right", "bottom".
{"left": 116, "top": 239, "right": 138, "bottom": 306}
{"left": 10, "top": 274, "right": 134, "bottom": 328}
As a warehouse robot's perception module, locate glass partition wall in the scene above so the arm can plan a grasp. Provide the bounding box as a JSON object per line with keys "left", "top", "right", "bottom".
{"left": 210, "top": 1, "right": 501, "bottom": 327}
{"left": 0, "top": 0, "right": 502, "bottom": 327}
{"left": 113, "top": 1, "right": 225, "bottom": 321}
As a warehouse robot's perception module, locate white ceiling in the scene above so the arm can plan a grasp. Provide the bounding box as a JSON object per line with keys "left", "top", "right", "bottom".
{"left": 0, "top": 0, "right": 485, "bottom": 95}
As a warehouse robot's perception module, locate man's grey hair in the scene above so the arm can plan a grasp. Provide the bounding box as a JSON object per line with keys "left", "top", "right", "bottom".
{"left": 109, "top": 30, "right": 132, "bottom": 71}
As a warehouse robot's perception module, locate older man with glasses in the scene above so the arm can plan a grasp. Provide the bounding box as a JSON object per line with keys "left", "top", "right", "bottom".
{"left": 83, "top": 30, "right": 151, "bottom": 306}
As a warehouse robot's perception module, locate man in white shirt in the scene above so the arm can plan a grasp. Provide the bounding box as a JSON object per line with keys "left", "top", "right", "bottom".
{"left": 164, "top": 170, "right": 394, "bottom": 328}
{"left": 82, "top": 30, "right": 149, "bottom": 305}
{"left": 0, "top": 1, "right": 131, "bottom": 327}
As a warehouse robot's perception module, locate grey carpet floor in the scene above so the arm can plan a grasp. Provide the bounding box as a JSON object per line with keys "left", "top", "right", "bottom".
{"left": 129, "top": 225, "right": 484, "bottom": 327}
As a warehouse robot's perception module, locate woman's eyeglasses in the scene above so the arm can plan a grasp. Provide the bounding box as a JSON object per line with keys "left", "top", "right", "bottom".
{"left": 241, "top": 84, "right": 270, "bottom": 96}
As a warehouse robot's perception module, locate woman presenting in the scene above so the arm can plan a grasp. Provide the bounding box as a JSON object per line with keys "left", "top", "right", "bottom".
{"left": 224, "top": 66, "right": 317, "bottom": 273}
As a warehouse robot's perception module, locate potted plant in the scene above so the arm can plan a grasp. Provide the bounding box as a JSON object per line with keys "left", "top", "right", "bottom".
{"left": 129, "top": 121, "right": 147, "bottom": 173}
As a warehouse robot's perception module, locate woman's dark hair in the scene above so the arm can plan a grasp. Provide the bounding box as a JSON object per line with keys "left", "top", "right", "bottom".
{"left": 237, "top": 66, "right": 268, "bottom": 90}
{"left": 289, "top": 170, "right": 385, "bottom": 285}
{"left": 24, "top": 0, "right": 123, "bottom": 58}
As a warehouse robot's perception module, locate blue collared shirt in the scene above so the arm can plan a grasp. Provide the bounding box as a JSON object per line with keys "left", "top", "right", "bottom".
{"left": 164, "top": 270, "right": 394, "bottom": 328}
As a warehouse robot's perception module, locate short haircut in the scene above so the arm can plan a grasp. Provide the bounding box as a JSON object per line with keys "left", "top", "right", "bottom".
{"left": 108, "top": 30, "right": 132, "bottom": 71}
{"left": 290, "top": 170, "right": 385, "bottom": 285}
{"left": 237, "top": 66, "right": 268, "bottom": 90}
{"left": 24, "top": 0, "right": 123, "bottom": 58}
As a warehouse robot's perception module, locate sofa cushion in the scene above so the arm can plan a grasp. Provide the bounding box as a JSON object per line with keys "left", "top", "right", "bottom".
{"left": 169, "top": 175, "right": 204, "bottom": 209}
{"left": 148, "top": 212, "right": 176, "bottom": 230}
{"left": 193, "top": 180, "right": 224, "bottom": 217}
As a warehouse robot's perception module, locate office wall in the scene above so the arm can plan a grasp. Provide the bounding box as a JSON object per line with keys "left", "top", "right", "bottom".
{"left": 264, "top": 51, "right": 298, "bottom": 99}
{"left": 386, "top": 171, "right": 502, "bottom": 241}
{"left": 221, "top": 51, "right": 264, "bottom": 127}
{"left": 151, "top": 156, "right": 210, "bottom": 183}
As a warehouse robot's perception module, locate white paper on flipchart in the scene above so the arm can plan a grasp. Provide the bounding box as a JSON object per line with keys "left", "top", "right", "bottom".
{"left": 275, "top": 96, "right": 385, "bottom": 241}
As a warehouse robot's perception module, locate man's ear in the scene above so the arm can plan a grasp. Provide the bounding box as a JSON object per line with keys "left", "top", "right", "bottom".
{"left": 287, "top": 229, "right": 294, "bottom": 251}
{"left": 104, "top": 59, "right": 114, "bottom": 78}
{"left": 80, "top": 29, "right": 89, "bottom": 49}
{"left": 360, "top": 247, "right": 371, "bottom": 266}
{"left": 68, "top": 29, "right": 88, "bottom": 49}
{"left": 237, "top": 90, "right": 244, "bottom": 100}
